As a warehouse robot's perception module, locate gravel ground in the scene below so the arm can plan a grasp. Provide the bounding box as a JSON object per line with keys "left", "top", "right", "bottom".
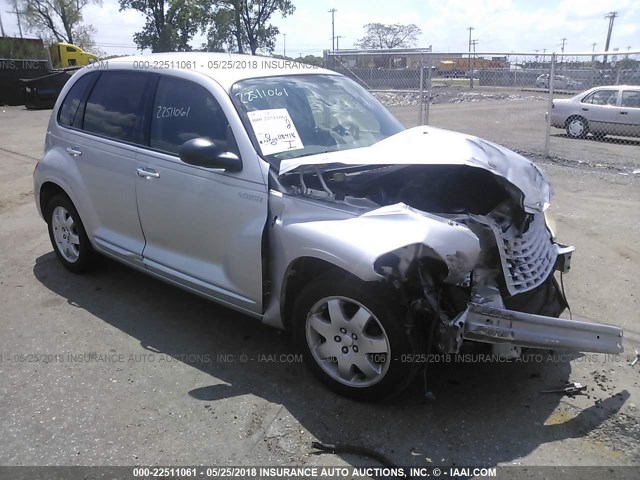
{"left": 0, "top": 105, "right": 639, "bottom": 476}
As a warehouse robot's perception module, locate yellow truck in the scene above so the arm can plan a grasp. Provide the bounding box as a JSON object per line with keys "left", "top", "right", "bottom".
{"left": 49, "top": 42, "right": 99, "bottom": 68}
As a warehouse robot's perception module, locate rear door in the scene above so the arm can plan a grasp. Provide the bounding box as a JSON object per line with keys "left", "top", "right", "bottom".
{"left": 135, "top": 75, "right": 268, "bottom": 315}
{"left": 71, "top": 70, "right": 154, "bottom": 264}
{"left": 618, "top": 89, "right": 640, "bottom": 137}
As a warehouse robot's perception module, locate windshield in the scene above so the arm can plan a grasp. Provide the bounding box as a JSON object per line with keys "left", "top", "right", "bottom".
{"left": 231, "top": 74, "right": 404, "bottom": 165}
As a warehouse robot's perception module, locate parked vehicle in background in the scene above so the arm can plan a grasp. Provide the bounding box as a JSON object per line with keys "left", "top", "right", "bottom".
{"left": 34, "top": 53, "right": 624, "bottom": 400}
{"left": 48, "top": 42, "right": 98, "bottom": 68}
{"left": 536, "top": 74, "right": 582, "bottom": 90}
{"left": 548, "top": 85, "right": 640, "bottom": 139}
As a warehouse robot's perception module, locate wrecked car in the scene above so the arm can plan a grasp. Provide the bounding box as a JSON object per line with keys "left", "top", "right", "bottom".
{"left": 34, "top": 53, "right": 623, "bottom": 400}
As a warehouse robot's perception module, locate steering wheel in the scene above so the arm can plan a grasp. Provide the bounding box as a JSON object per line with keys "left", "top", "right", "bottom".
{"left": 331, "top": 123, "right": 361, "bottom": 140}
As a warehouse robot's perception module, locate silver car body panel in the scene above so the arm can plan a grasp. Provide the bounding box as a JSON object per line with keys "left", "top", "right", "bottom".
{"left": 262, "top": 195, "right": 481, "bottom": 328}
{"left": 279, "top": 126, "right": 552, "bottom": 214}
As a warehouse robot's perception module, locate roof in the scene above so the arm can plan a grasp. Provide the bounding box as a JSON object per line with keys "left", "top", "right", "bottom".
{"left": 106, "top": 52, "right": 337, "bottom": 90}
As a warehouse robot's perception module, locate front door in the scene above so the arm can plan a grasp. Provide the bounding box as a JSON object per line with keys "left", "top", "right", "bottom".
{"left": 579, "top": 89, "right": 619, "bottom": 133}
{"left": 135, "top": 75, "right": 268, "bottom": 315}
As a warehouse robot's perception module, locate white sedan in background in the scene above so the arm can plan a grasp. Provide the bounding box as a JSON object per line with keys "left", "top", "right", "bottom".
{"left": 548, "top": 85, "right": 640, "bottom": 139}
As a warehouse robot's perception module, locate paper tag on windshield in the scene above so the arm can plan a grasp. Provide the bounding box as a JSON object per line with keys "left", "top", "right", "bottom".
{"left": 247, "top": 108, "right": 304, "bottom": 156}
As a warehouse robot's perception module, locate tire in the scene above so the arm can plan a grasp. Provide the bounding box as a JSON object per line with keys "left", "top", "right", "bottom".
{"left": 46, "top": 194, "right": 96, "bottom": 273}
{"left": 565, "top": 116, "right": 588, "bottom": 139}
{"left": 292, "top": 274, "right": 422, "bottom": 401}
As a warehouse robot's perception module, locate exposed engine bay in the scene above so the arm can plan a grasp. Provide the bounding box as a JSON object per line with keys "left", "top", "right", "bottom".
{"left": 272, "top": 162, "right": 623, "bottom": 356}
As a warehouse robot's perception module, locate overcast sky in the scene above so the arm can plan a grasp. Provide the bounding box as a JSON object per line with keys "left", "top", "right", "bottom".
{"left": 1, "top": 0, "right": 638, "bottom": 57}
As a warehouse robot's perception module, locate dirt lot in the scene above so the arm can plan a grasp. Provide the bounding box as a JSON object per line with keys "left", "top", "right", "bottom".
{"left": 1, "top": 104, "right": 639, "bottom": 475}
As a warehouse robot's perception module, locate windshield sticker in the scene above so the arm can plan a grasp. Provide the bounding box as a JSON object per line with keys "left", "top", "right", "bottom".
{"left": 235, "top": 87, "right": 289, "bottom": 104}
{"left": 247, "top": 108, "right": 304, "bottom": 156}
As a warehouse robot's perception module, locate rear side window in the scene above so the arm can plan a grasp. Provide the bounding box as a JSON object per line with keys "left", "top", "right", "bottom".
{"left": 582, "top": 90, "right": 618, "bottom": 106}
{"left": 621, "top": 91, "right": 640, "bottom": 108}
{"left": 83, "top": 71, "right": 151, "bottom": 143}
{"left": 58, "top": 73, "right": 95, "bottom": 127}
{"left": 150, "top": 76, "right": 232, "bottom": 155}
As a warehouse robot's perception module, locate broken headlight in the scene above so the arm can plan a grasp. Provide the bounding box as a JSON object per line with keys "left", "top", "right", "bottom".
{"left": 544, "top": 209, "right": 557, "bottom": 240}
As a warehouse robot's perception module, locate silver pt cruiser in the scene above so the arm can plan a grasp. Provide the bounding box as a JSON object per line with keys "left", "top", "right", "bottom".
{"left": 34, "top": 53, "right": 623, "bottom": 400}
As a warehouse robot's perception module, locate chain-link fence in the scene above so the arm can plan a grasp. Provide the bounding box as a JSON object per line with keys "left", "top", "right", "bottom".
{"left": 325, "top": 49, "right": 640, "bottom": 172}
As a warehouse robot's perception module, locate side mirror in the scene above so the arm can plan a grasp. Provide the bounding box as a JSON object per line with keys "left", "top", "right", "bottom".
{"left": 178, "top": 138, "right": 242, "bottom": 172}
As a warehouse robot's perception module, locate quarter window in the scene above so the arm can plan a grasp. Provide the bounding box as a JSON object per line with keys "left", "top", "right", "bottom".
{"left": 150, "top": 76, "right": 232, "bottom": 155}
{"left": 582, "top": 90, "right": 618, "bottom": 106}
{"left": 621, "top": 91, "right": 640, "bottom": 108}
{"left": 83, "top": 71, "right": 151, "bottom": 143}
{"left": 57, "top": 72, "right": 95, "bottom": 127}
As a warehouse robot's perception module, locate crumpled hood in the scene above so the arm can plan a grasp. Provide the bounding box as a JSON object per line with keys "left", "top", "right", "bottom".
{"left": 279, "top": 126, "right": 552, "bottom": 213}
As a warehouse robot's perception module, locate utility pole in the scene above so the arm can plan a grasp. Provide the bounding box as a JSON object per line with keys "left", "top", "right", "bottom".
{"left": 336, "top": 35, "right": 344, "bottom": 50}
{"left": 0, "top": 12, "right": 5, "bottom": 37}
{"left": 560, "top": 38, "right": 567, "bottom": 53}
{"left": 328, "top": 8, "right": 337, "bottom": 51}
{"left": 603, "top": 11, "right": 618, "bottom": 64}
{"left": 283, "top": 33, "right": 286, "bottom": 57}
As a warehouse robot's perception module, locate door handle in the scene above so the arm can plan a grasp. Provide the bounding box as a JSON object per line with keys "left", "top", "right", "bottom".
{"left": 136, "top": 168, "right": 160, "bottom": 179}
{"left": 66, "top": 147, "right": 82, "bottom": 156}
{"left": 581, "top": 108, "right": 589, "bottom": 111}
{"left": 620, "top": 111, "right": 628, "bottom": 115}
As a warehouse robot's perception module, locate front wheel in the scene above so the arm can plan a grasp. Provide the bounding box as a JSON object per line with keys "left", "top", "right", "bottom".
{"left": 566, "top": 116, "right": 588, "bottom": 139}
{"left": 292, "top": 274, "right": 422, "bottom": 401}
{"left": 46, "top": 194, "right": 96, "bottom": 273}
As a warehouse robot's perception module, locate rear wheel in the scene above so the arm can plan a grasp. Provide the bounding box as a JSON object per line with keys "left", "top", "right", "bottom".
{"left": 566, "top": 116, "right": 588, "bottom": 139}
{"left": 46, "top": 194, "right": 96, "bottom": 273}
{"left": 292, "top": 274, "right": 421, "bottom": 401}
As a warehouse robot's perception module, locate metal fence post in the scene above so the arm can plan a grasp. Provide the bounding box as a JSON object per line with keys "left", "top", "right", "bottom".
{"left": 544, "top": 53, "right": 556, "bottom": 158}
{"left": 425, "top": 51, "right": 432, "bottom": 125}
{"left": 418, "top": 51, "right": 424, "bottom": 126}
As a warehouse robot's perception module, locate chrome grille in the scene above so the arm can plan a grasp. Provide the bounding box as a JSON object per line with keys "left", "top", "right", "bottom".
{"left": 492, "top": 213, "right": 557, "bottom": 295}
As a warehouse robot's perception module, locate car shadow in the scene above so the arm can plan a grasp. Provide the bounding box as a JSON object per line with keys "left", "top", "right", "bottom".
{"left": 33, "top": 253, "right": 629, "bottom": 468}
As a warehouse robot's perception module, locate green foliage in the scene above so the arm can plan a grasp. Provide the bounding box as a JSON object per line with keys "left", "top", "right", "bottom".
{"left": 355, "top": 23, "right": 422, "bottom": 50}
{"left": 17, "top": 0, "right": 101, "bottom": 48}
{"left": 204, "top": 0, "right": 295, "bottom": 55}
{"left": 119, "top": 0, "right": 212, "bottom": 52}
{"left": 0, "top": 37, "right": 48, "bottom": 59}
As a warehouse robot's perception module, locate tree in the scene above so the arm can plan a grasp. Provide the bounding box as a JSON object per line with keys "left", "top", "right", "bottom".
{"left": 205, "top": 1, "right": 295, "bottom": 55}
{"left": 119, "top": 0, "right": 211, "bottom": 52}
{"left": 355, "top": 23, "right": 422, "bottom": 50}
{"left": 202, "top": 7, "right": 241, "bottom": 52}
{"left": 17, "top": 0, "right": 101, "bottom": 50}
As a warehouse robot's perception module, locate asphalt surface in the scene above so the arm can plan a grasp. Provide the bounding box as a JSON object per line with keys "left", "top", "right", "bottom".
{"left": 1, "top": 104, "right": 639, "bottom": 473}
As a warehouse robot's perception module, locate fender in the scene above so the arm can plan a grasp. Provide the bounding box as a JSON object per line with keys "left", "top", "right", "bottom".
{"left": 262, "top": 194, "right": 481, "bottom": 328}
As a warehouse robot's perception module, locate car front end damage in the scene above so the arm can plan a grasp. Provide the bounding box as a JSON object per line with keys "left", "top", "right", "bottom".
{"left": 266, "top": 126, "right": 623, "bottom": 357}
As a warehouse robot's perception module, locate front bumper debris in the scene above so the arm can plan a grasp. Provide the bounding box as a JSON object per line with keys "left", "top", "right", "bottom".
{"left": 457, "top": 303, "right": 624, "bottom": 354}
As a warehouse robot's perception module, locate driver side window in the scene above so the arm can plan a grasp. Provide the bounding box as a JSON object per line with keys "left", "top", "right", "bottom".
{"left": 150, "top": 76, "right": 235, "bottom": 156}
